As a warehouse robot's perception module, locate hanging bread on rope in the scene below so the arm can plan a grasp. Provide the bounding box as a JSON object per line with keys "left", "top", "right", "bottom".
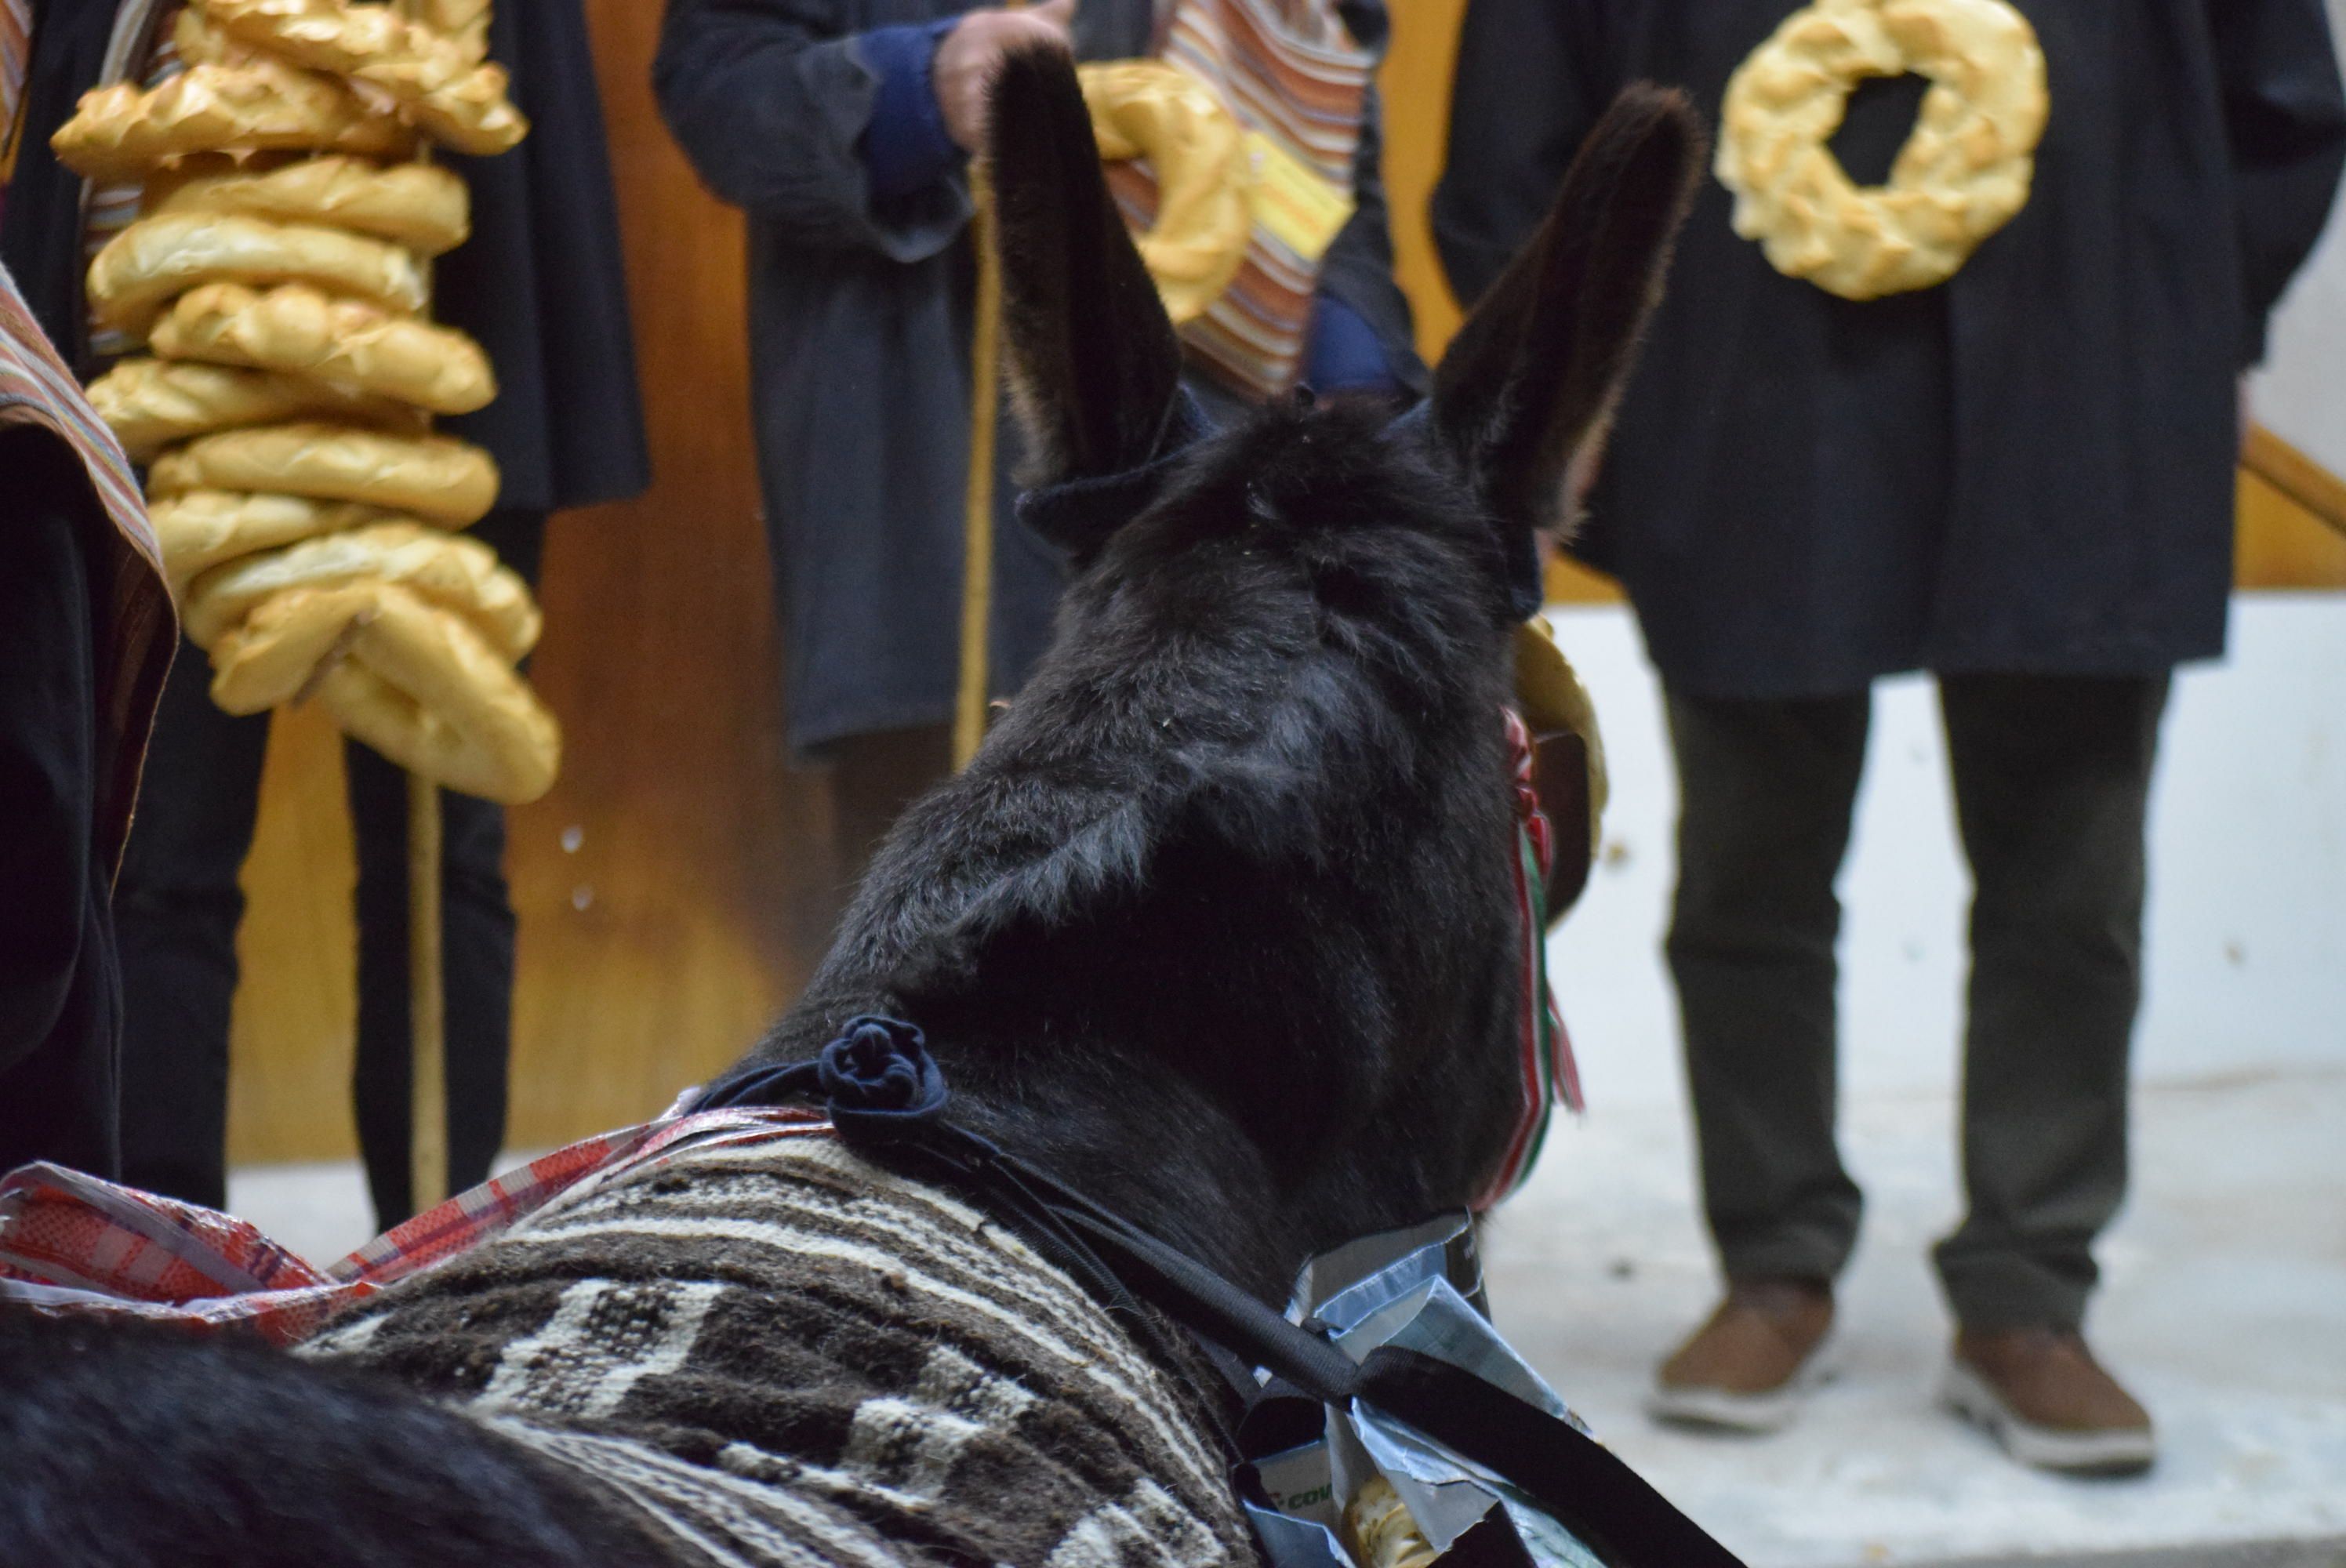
{"left": 145, "top": 154, "right": 471, "bottom": 255}
{"left": 62, "top": 0, "right": 553, "bottom": 805}
{"left": 51, "top": 60, "right": 416, "bottom": 180}
{"left": 1715, "top": 0, "right": 2048, "bottom": 300}
{"left": 87, "top": 211, "right": 428, "bottom": 336}
{"left": 88, "top": 358, "right": 428, "bottom": 461}
{"left": 150, "top": 282, "right": 496, "bottom": 415}
{"left": 205, "top": 0, "right": 528, "bottom": 154}
{"left": 148, "top": 422, "right": 501, "bottom": 524}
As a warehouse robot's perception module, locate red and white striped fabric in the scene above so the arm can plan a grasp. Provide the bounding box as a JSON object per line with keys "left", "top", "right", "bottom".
{"left": 0, "top": 1103, "right": 833, "bottom": 1344}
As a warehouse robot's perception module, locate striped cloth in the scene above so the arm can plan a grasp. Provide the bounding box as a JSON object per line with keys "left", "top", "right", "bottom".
{"left": 83, "top": 0, "right": 184, "bottom": 361}
{"left": 305, "top": 1133, "right": 1256, "bottom": 1568}
{"left": 1, "top": 0, "right": 29, "bottom": 199}
{"left": 1113, "top": 0, "right": 1374, "bottom": 398}
{"left": 0, "top": 260, "right": 172, "bottom": 873}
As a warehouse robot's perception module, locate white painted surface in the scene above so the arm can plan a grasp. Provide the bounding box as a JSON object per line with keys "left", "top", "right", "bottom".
{"left": 1544, "top": 596, "right": 2346, "bottom": 1113}
{"left": 2248, "top": 0, "right": 2346, "bottom": 476}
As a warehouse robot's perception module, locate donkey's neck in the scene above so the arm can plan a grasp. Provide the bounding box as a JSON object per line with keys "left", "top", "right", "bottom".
{"left": 755, "top": 986, "right": 1317, "bottom": 1303}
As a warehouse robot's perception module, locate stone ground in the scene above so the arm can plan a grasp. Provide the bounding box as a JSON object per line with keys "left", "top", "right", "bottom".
{"left": 231, "top": 1068, "right": 2346, "bottom": 1568}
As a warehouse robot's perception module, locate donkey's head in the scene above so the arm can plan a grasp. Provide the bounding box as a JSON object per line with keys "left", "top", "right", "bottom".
{"left": 786, "top": 53, "right": 1698, "bottom": 1292}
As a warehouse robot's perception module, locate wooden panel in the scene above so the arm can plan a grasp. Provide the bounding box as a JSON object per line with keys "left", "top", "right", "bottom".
{"left": 2239, "top": 465, "right": 2346, "bottom": 591}
{"left": 1378, "top": 0, "right": 1469, "bottom": 365}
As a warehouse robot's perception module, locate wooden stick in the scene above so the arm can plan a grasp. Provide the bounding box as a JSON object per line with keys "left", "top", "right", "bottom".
{"left": 407, "top": 770, "right": 448, "bottom": 1214}
{"left": 953, "top": 165, "right": 1002, "bottom": 770}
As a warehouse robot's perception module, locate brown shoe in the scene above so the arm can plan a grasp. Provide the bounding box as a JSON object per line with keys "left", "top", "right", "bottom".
{"left": 1940, "top": 1327, "right": 2156, "bottom": 1475}
{"left": 1648, "top": 1278, "right": 1835, "bottom": 1432}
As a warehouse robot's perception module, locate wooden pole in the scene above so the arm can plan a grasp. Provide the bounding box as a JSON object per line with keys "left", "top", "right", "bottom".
{"left": 407, "top": 771, "right": 447, "bottom": 1214}
{"left": 953, "top": 166, "right": 1003, "bottom": 770}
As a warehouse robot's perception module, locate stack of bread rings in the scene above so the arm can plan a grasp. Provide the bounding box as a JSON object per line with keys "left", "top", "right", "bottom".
{"left": 55, "top": 0, "right": 558, "bottom": 806}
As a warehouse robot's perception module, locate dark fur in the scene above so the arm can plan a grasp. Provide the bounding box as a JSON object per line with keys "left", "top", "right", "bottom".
{"left": 0, "top": 54, "right": 1701, "bottom": 1567}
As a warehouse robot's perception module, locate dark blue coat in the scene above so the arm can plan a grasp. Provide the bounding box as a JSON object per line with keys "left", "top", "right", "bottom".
{"left": 1434, "top": 0, "right": 2346, "bottom": 695}
{"left": 655, "top": 0, "right": 1422, "bottom": 753}
{"left": 0, "top": 0, "right": 650, "bottom": 517}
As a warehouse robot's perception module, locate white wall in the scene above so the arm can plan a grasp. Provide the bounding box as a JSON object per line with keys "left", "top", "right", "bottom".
{"left": 2247, "top": 0, "right": 2346, "bottom": 475}
{"left": 1543, "top": 597, "right": 2346, "bottom": 1112}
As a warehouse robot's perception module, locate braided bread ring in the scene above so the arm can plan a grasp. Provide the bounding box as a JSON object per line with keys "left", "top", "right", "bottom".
{"left": 87, "top": 212, "right": 427, "bottom": 338}
{"left": 205, "top": 583, "right": 560, "bottom": 804}
{"left": 150, "top": 282, "right": 496, "bottom": 416}
{"left": 89, "top": 358, "right": 427, "bottom": 462}
{"left": 150, "top": 490, "right": 412, "bottom": 594}
{"left": 206, "top": 0, "right": 528, "bottom": 155}
{"left": 1716, "top": 0, "right": 2046, "bottom": 300}
{"left": 147, "top": 422, "right": 501, "bottom": 524}
{"left": 50, "top": 60, "right": 416, "bottom": 180}
{"left": 146, "top": 154, "right": 470, "bottom": 256}
{"left": 183, "top": 521, "right": 539, "bottom": 659}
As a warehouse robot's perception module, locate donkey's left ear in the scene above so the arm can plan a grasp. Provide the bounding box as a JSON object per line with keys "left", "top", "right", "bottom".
{"left": 989, "top": 45, "right": 1185, "bottom": 553}
{"left": 1429, "top": 85, "right": 1704, "bottom": 617}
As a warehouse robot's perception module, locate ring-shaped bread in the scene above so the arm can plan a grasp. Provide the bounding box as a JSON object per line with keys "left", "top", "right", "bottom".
{"left": 145, "top": 154, "right": 471, "bottom": 256}
{"left": 205, "top": 581, "right": 559, "bottom": 804}
{"left": 1715, "top": 0, "right": 2047, "bottom": 300}
{"left": 147, "top": 421, "right": 502, "bottom": 524}
{"left": 148, "top": 489, "right": 410, "bottom": 593}
{"left": 50, "top": 60, "right": 416, "bottom": 180}
{"left": 1077, "top": 61, "right": 1254, "bottom": 325}
{"left": 89, "top": 358, "right": 428, "bottom": 462}
{"left": 205, "top": 0, "right": 528, "bottom": 155}
{"left": 149, "top": 282, "right": 496, "bottom": 416}
{"left": 86, "top": 212, "right": 428, "bottom": 338}
{"left": 183, "top": 521, "right": 540, "bottom": 660}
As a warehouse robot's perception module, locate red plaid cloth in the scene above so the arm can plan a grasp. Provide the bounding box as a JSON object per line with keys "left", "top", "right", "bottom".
{"left": 0, "top": 1103, "right": 832, "bottom": 1344}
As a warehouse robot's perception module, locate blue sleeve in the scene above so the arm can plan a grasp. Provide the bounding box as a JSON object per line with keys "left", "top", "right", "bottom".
{"left": 1303, "top": 291, "right": 1401, "bottom": 395}
{"left": 857, "top": 20, "right": 965, "bottom": 203}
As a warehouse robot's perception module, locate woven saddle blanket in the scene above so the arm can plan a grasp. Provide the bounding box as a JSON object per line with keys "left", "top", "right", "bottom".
{"left": 298, "top": 1134, "right": 1255, "bottom": 1568}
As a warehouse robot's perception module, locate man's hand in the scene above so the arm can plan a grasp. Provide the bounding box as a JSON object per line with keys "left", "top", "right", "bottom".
{"left": 932, "top": 0, "right": 1077, "bottom": 154}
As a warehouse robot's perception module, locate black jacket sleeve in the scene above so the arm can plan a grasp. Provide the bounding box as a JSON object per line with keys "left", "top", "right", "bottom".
{"left": 1430, "top": 0, "right": 1610, "bottom": 307}
{"left": 653, "top": 0, "right": 974, "bottom": 260}
{"left": 2208, "top": 0, "right": 2346, "bottom": 365}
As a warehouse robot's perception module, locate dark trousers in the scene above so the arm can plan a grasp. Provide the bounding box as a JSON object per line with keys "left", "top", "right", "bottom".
{"left": 0, "top": 428, "right": 121, "bottom": 1181}
{"left": 114, "top": 510, "right": 544, "bottom": 1229}
{"left": 1665, "top": 673, "right": 2170, "bottom": 1330}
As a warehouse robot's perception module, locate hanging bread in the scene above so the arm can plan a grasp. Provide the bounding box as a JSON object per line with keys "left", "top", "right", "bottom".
{"left": 205, "top": 583, "right": 559, "bottom": 803}
{"left": 149, "top": 282, "right": 496, "bottom": 415}
{"left": 50, "top": 60, "right": 416, "bottom": 180}
{"left": 205, "top": 0, "right": 528, "bottom": 155}
{"left": 183, "top": 521, "right": 539, "bottom": 659}
{"left": 416, "top": 0, "right": 492, "bottom": 67}
{"left": 147, "top": 421, "right": 501, "bottom": 524}
{"left": 146, "top": 154, "right": 470, "bottom": 256}
{"left": 87, "top": 212, "right": 427, "bottom": 338}
{"left": 150, "top": 490, "right": 411, "bottom": 593}
{"left": 89, "top": 358, "right": 427, "bottom": 461}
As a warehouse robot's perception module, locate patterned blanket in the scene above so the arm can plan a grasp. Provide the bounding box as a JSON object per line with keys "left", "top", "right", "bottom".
{"left": 297, "top": 1132, "right": 1256, "bottom": 1568}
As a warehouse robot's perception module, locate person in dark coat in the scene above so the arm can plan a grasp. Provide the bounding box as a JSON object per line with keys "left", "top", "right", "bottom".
{"left": 1434, "top": 0, "right": 2346, "bottom": 1473}
{"left": 0, "top": 0, "right": 652, "bottom": 1228}
{"left": 652, "top": 0, "right": 1424, "bottom": 871}
{"left": 0, "top": 258, "right": 175, "bottom": 1185}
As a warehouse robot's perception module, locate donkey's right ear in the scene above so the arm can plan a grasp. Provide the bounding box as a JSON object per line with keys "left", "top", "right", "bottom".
{"left": 1429, "top": 85, "right": 1703, "bottom": 617}
{"left": 989, "top": 45, "right": 1184, "bottom": 510}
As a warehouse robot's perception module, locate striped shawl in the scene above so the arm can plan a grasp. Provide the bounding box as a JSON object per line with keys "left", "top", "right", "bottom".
{"left": 300, "top": 1131, "right": 1257, "bottom": 1568}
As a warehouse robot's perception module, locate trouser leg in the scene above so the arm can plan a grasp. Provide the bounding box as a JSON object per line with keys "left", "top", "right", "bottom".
{"left": 1933, "top": 672, "right": 2168, "bottom": 1330}
{"left": 1665, "top": 688, "right": 1872, "bottom": 1283}
{"left": 113, "top": 646, "right": 271, "bottom": 1209}
{"left": 347, "top": 509, "right": 543, "bottom": 1229}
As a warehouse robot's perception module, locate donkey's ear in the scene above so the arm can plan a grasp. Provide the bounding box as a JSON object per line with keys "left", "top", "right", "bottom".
{"left": 1430, "top": 85, "right": 1703, "bottom": 615}
{"left": 989, "top": 45, "right": 1184, "bottom": 507}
